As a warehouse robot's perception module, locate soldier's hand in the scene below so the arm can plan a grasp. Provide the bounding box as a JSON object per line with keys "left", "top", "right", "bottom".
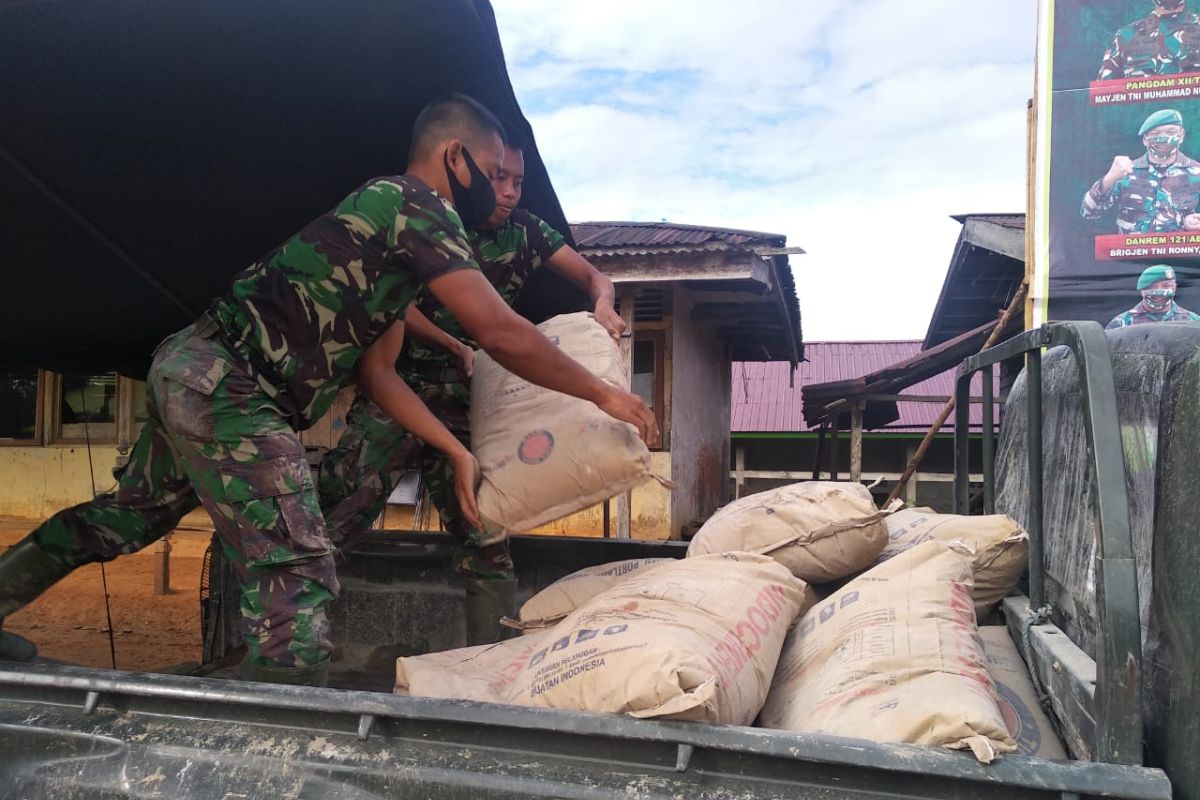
{"left": 1103, "top": 155, "right": 1135, "bottom": 188}
{"left": 456, "top": 343, "right": 475, "bottom": 380}
{"left": 597, "top": 387, "right": 659, "bottom": 447}
{"left": 1184, "top": 213, "right": 1200, "bottom": 231}
{"left": 593, "top": 299, "right": 626, "bottom": 341}
{"left": 451, "top": 449, "right": 484, "bottom": 530}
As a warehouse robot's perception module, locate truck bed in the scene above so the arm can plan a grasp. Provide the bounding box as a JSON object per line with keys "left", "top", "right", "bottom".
{"left": 0, "top": 530, "right": 1173, "bottom": 799}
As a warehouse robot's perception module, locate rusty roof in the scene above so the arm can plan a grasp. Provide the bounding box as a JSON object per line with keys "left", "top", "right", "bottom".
{"left": 571, "top": 221, "right": 784, "bottom": 251}
{"left": 924, "top": 214, "right": 1025, "bottom": 350}
{"left": 570, "top": 220, "right": 803, "bottom": 364}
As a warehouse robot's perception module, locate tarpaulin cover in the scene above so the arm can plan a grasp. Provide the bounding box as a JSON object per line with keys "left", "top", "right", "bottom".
{"left": 0, "top": 0, "right": 586, "bottom": 377}
{"left": 996, "top": 323, "right": 1200, "bottom": 790}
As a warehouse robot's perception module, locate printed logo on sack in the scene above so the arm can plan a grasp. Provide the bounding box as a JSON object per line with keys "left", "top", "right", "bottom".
{"left": 527, "top": 625, "right": 629, "bottom": 668}
{"left": 518, "top": 430, "right": 555, "bottom": 464}
{"left": 995, "top": 681, "right": 1043, "bottom": 754}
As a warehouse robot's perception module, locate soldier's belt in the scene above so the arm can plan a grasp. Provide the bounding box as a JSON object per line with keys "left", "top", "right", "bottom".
{"left": 404, "top": 364, "right": 466, "bottom": 385}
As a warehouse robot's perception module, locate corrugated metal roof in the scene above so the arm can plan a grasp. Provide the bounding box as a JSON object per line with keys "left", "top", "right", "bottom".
{"left": 571, "top": 221, "right": 783, "bottom": 250}
{"left": 731, "top": 341, "right": 998, "bottom": 433}
{"left": 948, "top": 213, "right": 1025, "bottom": 231}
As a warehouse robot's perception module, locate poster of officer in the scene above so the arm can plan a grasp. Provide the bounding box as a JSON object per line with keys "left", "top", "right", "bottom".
{"left": 1098, "top": 0, "right": 1200, "bottom": 80}
{"left": 1106, "top": 264, "right": 1200, "bottom": 327}
{"left": 1038, "top": 0, "right": 1200, "bottom": 327}
{"left": 1080, "top": 108, "right": 1200, "bottom": 234}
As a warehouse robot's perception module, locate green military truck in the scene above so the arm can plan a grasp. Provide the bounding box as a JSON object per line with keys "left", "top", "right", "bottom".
{"left": 0, "top": 321, "right": 1190, "bottom": 800}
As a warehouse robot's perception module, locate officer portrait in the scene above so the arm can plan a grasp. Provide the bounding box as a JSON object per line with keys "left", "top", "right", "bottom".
{"left": 1080, "top": 108, "right": 1200, "bottom": 233}
{"left": 1106, "top": 264, "right": 1200, "bottom": 328}
{"left": 1098, "top": 0, "right": 1200, "bottom": 80}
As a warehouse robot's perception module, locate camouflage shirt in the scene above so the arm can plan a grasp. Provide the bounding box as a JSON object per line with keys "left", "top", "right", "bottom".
{"left": 398, "top": 209, "right": 566, "bottom": 382}
{"left": 1081, "top": 152, "right": 1200, "bottom": 233}
{"left": 1099, "top": 10, "right": 1200, "bottom": 80}
{"left": 1107, "top": 301, "right": 1200, "bottom": 329}
{"left": 208, "top": 176, "right": 479, "bottom": 428}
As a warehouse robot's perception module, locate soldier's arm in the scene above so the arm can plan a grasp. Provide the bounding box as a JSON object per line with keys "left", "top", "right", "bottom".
{"left": 546, "top": 246, "right": 624, "bottom": 340}
{"left": 356, "top": 321, "right": 482, "bottom": 527}
{"left": 404, "top": 305, "right": 474, "bottom": 375}
{"left": 426, "top": 268, "right": 658, "bottom": 446}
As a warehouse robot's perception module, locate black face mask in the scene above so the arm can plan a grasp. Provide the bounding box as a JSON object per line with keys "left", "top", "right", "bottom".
{"left": 444, "top": 146, "right": 496, "bottom": 230}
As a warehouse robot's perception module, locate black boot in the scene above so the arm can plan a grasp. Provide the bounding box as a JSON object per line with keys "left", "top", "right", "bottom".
{"left": 0, "top": 537, "right": 82, "bottom": 661}
{"left": 239, "top": 655, "right": 332, "bottom": 687}
{"left": 464, "top": 577, "right": 518, "bottom": 646}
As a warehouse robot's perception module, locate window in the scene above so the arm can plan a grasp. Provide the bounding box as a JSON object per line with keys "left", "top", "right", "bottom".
{"left": 54, "top": 372, "right": 119, "bottom": 443}
{"left": 0, "top": 369, "right": 43, "bottom": 444}
{"left": 129, "top": 379, "right": 151, "bottom": 441}
{"left": 631, "top": 332, "right": 667, "bottom": 450}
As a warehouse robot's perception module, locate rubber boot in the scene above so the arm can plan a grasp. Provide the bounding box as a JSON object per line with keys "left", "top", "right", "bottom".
{"left": 0, "top": 537, "right": 83, "bottom": 661}
{"left": 464, "top": 577, "right": 518, "bottom": 646}
{"left": 239, "top": 656, "right": 331, "bottom": 687}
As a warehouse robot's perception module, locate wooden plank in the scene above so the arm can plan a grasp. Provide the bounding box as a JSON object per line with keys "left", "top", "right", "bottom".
{"left": 1004, "top": 595, "right": 1097, "bottom": 761}
{"left": 616, "top": 285, "right": 636, "bottom": 539}
{"left": 734, "top": 469, "right": 984, "bottom": 483}
{"left": 849, "top": 400, "right": 863, "bottom": 482}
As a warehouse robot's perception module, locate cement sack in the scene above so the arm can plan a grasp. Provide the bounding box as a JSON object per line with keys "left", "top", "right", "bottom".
{"left": 880, "top": 508, "right": 1029, "bottom": 617}
{"left": 979, "top": 626, "right": 1068, "bottom": 759}
{"left": 511, "top": 558, "right": 674, "bottom": 631}
{"left": 470, "top": 312, "right": 660, "bottom": 542}
{"left": 759, "top": 540, "right": 1018, "bottom": 763}
{"left": 398, "top": 552, "right": 818, "bottom": 724}
{"left": 687, "top": 481, "right": 889, "bottom": 583}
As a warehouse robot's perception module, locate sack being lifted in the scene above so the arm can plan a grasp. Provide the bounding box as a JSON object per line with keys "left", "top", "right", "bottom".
{"left": 687, "top": 481, "right": 889, "bottom": 583}
{"left": 879, "top": 508, "right": 1029, "bottom": 617}
{"left": 758, "top": 540, "right": 1017, "bottom": 763}
{"left": 470, "top": 312, "right": 662, "bottom": 542}
{"left": 398, "top": 552, "right": 817, "bottom": 725}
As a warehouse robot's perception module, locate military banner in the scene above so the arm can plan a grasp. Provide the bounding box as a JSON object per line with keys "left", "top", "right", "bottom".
{"left": 1033, "top": 0, "right": 1200, "bottom": 329}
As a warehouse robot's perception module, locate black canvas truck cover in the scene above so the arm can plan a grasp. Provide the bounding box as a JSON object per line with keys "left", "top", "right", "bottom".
{"left": 0, "top": 0, "right": 587, "bottom": 377}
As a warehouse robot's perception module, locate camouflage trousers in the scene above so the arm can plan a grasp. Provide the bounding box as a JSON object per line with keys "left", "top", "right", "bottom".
{"left": 317, "top": 380, "right": 514, "bottom": 579}
{"left": 30, "top": 323, "right": 336, "bottom": 668}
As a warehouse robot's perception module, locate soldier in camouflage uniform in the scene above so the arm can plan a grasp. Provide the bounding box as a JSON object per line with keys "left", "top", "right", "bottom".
{"left": 1099, "top": 1, "right": 1200, "bottom": 80}
{"left": 1107, "top": 264, "right": 1200, "bottom": 328}
{"left": 318, "top": 143, "right": 625, "bottom": 643}
{"left": 0, "top": 96, "right": 657, "bottom": 682}
{"left": 1081, "top": 108, "right": 1200, "bottom": 233}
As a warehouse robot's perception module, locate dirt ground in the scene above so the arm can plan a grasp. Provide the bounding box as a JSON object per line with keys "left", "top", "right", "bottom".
{"left": 1, "top": 519, "right": 212, "bottom": 672}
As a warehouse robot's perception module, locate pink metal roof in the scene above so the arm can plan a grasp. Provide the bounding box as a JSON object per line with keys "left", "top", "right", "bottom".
{"left": 731, "top": 341, "right": 999, "bottom": 433}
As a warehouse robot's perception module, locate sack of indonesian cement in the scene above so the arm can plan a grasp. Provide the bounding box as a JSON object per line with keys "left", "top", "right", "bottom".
{"left": 979, "top": 626, "right": 1068, "bottom": 759}
{"left": 687, "top": 482, "right": 890, "bottom": 583}
{"left": 758, "top": 540, "right": 1017, "bottom": 763}
{"left": 510, "top": 558, "right": 674, "bottom": 631}
{"left": 397, "top": 552, "right": 817, "bottom": 724}
{"left": 880, "top": 508, "right": 1029, "bottom": 617}
{"left": 470, "top": 312, "right": 663, "bottom": 543}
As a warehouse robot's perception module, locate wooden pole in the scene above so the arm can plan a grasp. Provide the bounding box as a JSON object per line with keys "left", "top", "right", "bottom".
{"left": 886, "top": 280, "right": 1029, "bottom": 506}
{"left": 849, "top": 399, "right": 864, "bottom": 483}
{"left": 616, "top": 286, "right": 636, "bottom": 539}
{"left": 734, "top": 444, "right": 747, "bottom": 499}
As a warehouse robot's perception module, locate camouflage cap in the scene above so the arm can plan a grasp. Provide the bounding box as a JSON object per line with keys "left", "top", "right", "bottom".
{"left": 1138, "top": 264, "right": 1177, "bottom": 290}
{"left": 1140, "top": 109, "right": 1185, "bottom": 135}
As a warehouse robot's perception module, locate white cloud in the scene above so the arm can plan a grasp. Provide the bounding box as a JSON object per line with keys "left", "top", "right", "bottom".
{"left": 493, "top": 0, "right": 1038, "bottom": 340}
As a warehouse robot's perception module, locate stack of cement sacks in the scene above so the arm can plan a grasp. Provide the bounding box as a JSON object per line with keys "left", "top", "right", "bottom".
{"left": 396, "top": 483, "right": 1065, "bottom": 763}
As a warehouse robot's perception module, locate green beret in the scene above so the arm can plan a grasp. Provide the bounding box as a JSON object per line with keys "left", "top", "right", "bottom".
{"left": 1138, "top": 264, "right": 1177, "bottom": 290}
{"left": 1140, "top": 109, "right": 1185, "bottom": 135}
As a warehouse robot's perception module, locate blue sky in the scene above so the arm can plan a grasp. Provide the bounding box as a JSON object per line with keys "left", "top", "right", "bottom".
{"left": 492, "top": 0, "right": 1039, "bottom": 341}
